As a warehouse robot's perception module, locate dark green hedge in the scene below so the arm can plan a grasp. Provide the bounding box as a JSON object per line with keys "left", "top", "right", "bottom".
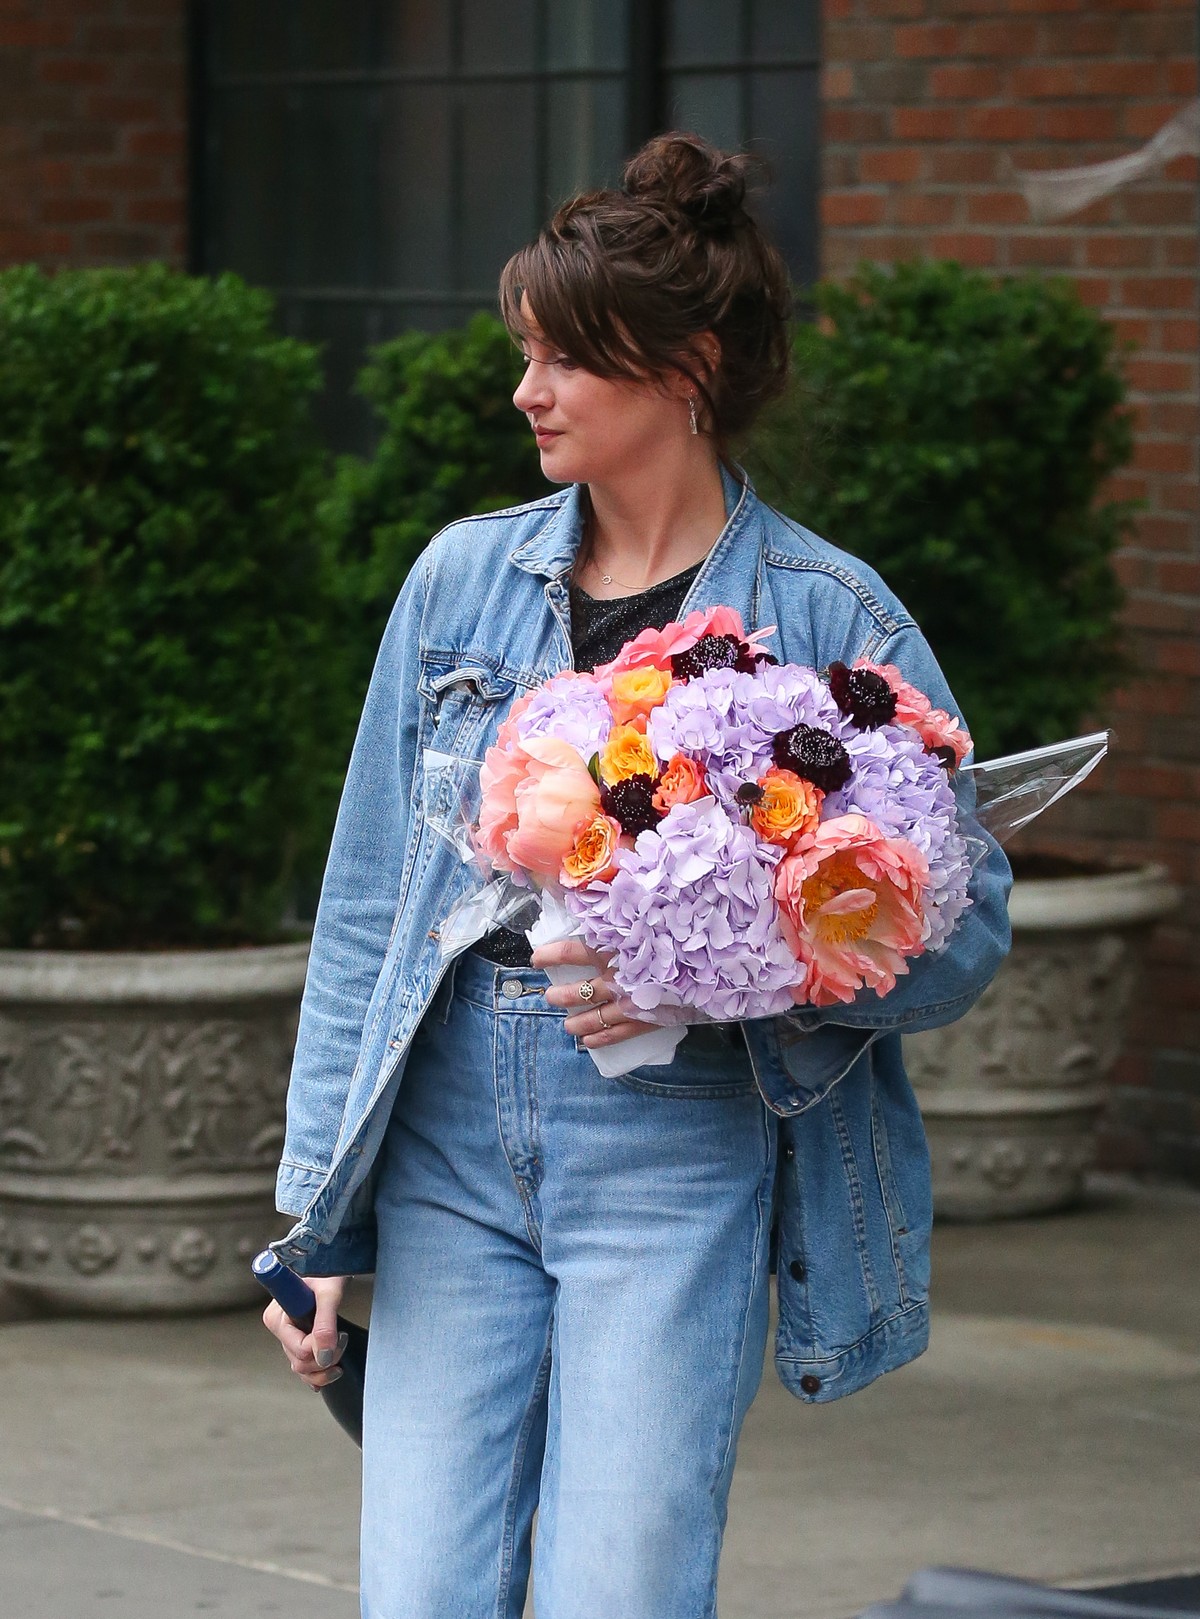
{"left": 744, "top": 259, "right": 1137, "bottom": 758}
{"left": 0, "top": 265, "right": 334, "bottom": 948}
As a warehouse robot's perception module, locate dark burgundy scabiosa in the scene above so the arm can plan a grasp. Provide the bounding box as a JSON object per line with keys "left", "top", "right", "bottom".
{"left": 772, "top": 724, "right": 853, "bottom": 794}
{"left": 600, "top": 773, "right": 665, "bottom": 837}
{"left": 670, "top": 633, "right": 742, "bottom": 681}
{"left": 827, "top": 661, "right": 898, "bottom": 729}
{"left": 735, "top": 781, "right": 765, "bottom": 806}
{"left": 931, "top": 745, "right": 958, "bottom": 772}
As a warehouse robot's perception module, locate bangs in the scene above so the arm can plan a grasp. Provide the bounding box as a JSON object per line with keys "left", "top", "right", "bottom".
{"left": 498, "top": 235, "right": 654, "bottom": 382}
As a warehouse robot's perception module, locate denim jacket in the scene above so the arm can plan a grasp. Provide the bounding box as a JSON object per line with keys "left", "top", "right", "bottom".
{"left": 271, "top": 463, "right": 1012, "bottom": 1404}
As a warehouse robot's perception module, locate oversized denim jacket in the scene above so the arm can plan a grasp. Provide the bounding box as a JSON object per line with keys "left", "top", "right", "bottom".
{"left": 271, "top": 463, "right": 1013, "bottom": 1404}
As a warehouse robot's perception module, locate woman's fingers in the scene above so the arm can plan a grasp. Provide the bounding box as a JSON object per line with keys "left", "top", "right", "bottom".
{"left": 262, "top": 1275, "right": 349, "bottom": 1388}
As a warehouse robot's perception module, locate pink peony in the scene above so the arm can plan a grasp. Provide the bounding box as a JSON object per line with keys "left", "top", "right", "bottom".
{"left": 855, "top": 659, "right": 972, "bottom": 766}
{"left": 474, "top": 742, "right": 530, "bottom": 874}
{"left": 592, "top": 606, "right": 777, "bottom": 692}
{"left": 504, "top": 736, "right": 602, "bottom": 882}
{"left": 774, "top": 814, "right": 930, "bottom": 1006}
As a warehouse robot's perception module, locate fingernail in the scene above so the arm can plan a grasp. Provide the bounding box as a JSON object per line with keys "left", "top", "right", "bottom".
{"left": 314, "top": 1346, "right": 338, "bottom": 1368}
{"left": 336, "top": 1331, "right": 349, "bottom": 1356}
{"left": 323, "top": 1367, "right": 344, "bottom": 1385}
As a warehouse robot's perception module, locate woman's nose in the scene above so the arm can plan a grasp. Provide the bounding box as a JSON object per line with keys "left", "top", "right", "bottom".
{"left": 513, "top": 362, "right": 551, "bottom": 414}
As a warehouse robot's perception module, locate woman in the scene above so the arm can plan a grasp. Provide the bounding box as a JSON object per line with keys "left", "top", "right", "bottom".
{"left": 263, "top": 132, "right": 1012, "bottom": 1618}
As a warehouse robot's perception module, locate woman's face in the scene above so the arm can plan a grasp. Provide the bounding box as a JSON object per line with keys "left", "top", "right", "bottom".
{"left": 511, "top": 296, "right": 696, "bottom": 486}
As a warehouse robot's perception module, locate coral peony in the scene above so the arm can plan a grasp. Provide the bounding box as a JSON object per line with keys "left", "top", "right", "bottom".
{"left": 562, "top": 811, "right": 624, "bottom": 887}
{"left": 599, "top": 722, "right": 659, "bottom": 786}
{"left": 774, "top": 814, "right": 930, "bottom": 1006}
{"left": 610, "top": 664, "right": 673, "bottom": 726}
{"left": 592, "top": 606, "right": 776, "bottom": 691}
{"left": 749, "top": 767, "right": 823, "bottom": 849}
{"left": 505, "top": 736, "right": 601, "bottom": 881}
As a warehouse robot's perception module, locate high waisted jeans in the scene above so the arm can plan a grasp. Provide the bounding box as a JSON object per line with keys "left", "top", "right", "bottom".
{"left": 361, "top": 947, "right": 779, "bottom": 1619}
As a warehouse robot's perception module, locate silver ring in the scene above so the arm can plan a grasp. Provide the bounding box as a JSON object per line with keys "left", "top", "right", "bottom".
{"left": 577, "top": 979, "right": 596, "bottom": 1001}
{"left": 596, "top": 1004, "right": 611, "bottom": 1029}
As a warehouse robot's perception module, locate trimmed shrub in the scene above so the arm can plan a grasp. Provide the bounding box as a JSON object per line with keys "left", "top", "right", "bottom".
{"left": 0, "top": 264, "right": 335, "bottom": 949}
{"left": 744, "top": 259, "right": 1137, "bottom": 758}
{"left": 321, "top": 312, "right": 544, "bottom": 709}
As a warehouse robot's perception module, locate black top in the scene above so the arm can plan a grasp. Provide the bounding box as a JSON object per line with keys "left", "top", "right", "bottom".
{"left": 472, "top": 560, "right": 704, "bottom": 966}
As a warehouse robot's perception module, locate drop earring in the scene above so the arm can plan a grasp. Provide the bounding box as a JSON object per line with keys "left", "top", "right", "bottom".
{"left": 688, "top": 394, "right": 699, "bottom": 435}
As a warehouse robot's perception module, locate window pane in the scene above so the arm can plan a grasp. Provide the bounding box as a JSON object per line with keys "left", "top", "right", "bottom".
{"left": 378, "top": 86, "right": 453, "bottom": 289}
{"left": 546, "top": 78, "right": 628, "bottom": 203}
{"left": 748, "top": 69, "right": 819, "bottom": 287}
{"left": 458, "top": 83, "right": 540, "bottom": 292}
{"left": 461, "top": 0, "right": 538, "bottom": 74}
{"left": 378, "top": 0, "right": 453, "bottom": 72}
{"left": 205, "top": 87, "right": 293, "bottom": 283}
{"left": 284, "top": 0, "right": 383, "bottom": 73}
{"left": 547, "top": 0, "right": 629, "bottom": 71}
{"left": 663, "top": 73, "right": 744, "bottom": 151}
{"left": 209, "top": 0, "right": 293, "bottom": 74}
{"left": 749, "top": 0, "right": 819, "bottom": 63}
{"left": 286, "top": 86, "right": 380, "bottom": 287}
{"left": 664, "top": 0, "right": 742, "bottom": 68}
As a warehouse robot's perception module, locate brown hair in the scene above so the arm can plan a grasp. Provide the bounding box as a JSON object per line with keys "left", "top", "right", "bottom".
{"left": 498, "top": 131, "right": 793, "bottom": 453}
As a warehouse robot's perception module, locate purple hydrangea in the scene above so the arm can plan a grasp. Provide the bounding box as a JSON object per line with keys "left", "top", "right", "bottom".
{"left": 562, "top": 797, "right": 805, "bottom": 1023}
{"left": 514, "top": 675, "right": 613, "bottom": 759}
{"left": 646, "top": 663, "right": 848, "bottom": 805}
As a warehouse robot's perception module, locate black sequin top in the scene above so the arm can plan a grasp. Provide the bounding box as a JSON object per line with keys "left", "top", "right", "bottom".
{"left": 472, "top": 559, "right": 704, "bottom": 966}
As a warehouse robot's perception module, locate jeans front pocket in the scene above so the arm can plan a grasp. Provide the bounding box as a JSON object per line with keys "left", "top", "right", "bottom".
{"left": 605, "top": 1021, "right": 758, "bottom": 1099}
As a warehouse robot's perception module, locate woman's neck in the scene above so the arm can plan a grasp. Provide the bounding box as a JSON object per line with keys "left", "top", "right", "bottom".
{"left": 579, "top": 450, "right": 731, "bottom": 594}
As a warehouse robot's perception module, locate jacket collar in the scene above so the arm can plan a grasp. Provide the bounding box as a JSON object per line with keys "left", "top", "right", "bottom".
{"left": 507, "top": 461, "right": 759, "bottom": 581}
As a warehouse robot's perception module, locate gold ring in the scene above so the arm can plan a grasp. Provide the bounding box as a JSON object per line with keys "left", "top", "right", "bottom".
{"left": 596, "top": 1004, "right": 611, "bottom": 1029}
{"left": 577, "top": 979, "right": 596, "bottom": 1001}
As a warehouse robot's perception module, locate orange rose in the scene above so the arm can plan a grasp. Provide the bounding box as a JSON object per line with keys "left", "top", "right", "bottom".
{"left": 598, "top": 722, "right": 658, "bottom": 786}
{"left": 609, "top": 665, "right": 673, "bottom": 726}
{"left": 561, "top": 812, "right": 623, "bottom": 887}
{"left": 651, "top": 753, "right": 708, "bottom": 813}
{"left": 750, "top": 767, "right": 824, "bottom": 849}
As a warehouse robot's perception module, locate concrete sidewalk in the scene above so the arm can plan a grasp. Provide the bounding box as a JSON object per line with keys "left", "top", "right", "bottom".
{"left": 2, "top": 1174, "right": 1198, "bottom": 1618}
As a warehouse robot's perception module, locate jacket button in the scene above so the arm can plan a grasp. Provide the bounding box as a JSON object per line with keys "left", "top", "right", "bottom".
{"left": 783, "top": 1143, "right": 795, "bottom": 1161}
{"left": 800, "top": 1374, "right": 821, "bottom": 1395}
{"left": 788, "top": 1259, "right": 806, "bottom": 1282}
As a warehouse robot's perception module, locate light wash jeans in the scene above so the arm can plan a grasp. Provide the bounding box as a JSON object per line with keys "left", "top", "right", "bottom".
{"left": 361, "top": 946, "right": 779, "bottom": 1618}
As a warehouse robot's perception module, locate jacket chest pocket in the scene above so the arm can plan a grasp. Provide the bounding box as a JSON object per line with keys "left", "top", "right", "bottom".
{"left": 418, "top": 660, "right": 519, "bottom": 757}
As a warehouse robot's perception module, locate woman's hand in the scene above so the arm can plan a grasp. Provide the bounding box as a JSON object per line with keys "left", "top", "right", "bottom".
{"left": 531, "top": 939, "right": 658, "bottom": 1048}
{"left": 262, "top": 1274, "right": 348, "bottom": 1391}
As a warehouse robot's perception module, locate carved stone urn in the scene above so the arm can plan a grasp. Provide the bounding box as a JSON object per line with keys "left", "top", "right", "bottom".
{"left": 903, "top": 863, "right": 1179, "bottom": 1220}
{"left": 0, "top": 942, "right": 308, "bottom": 1314}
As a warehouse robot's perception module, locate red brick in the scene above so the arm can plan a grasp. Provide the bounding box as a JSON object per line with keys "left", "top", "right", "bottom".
{"left": 83, "top": 92, "right": 162, "bottom": 123}
{"left": 41, "top": 194, "right": 114, "bottom": 224}
{"left": 821, "top": 191, "right": 888, "bottom": 227}
{"left": 966, "top": 192, "right": 1029, "bottom": 225}
{"left": 1037, "top": 17, "right": 1123, "bottom": 54}
{"left": 1156, "top": 639, "right": 1200, "bottom": 679}
{"left": 1157, "top": 805, "right": 1200, "bottom": 843}
{"left": 966, "top": 105, "right": 1039, "bottom": 141}
{"left": 928, "top": 232, "right": 999, "bottom": 266}
{"left": 1166, "top": 60, "right": 1198, "bottom": 97}
{"left": 1157, "top": 561, "right": 1200, "bottom": 596}
{"left": 1036, "top": 105, "right": 1121, "bottom": 141}
{"left": 1010, "top": 64, "right": 1080, "bottom": 98}
{"left": 1123, "top": 189, "right": 1197, "bottom": 229}
{"left": 892, "top": 106, "right": 961, "bottom": 140}
{"left": 1163, "top": 235, "right": 1199, "bottom": 269}
{"left": 124, "top": 195, "right": 182, "bottom": 226}
{"left": 125, "top": 128, "right": 184, "bottom": 159}
{"left": 1010, "top": 233, "right": 1078, "bottom": 267}
{"left": 1125, "top": 102, "right": 1191, "bottom": 141}
{"left": 822, "top": 63, "right": 855, "bottom": 100}
{"left": 894, "top": 192, "right": 958, "bottom": 226}
{"left": 1150, "top": 403, "right": 1200, "bottom": 438}
{"left": 0, "top": 19, "right": 72, "bottom": 47}
{"left": 1122, "top": 277, "right": 1198, "bottom": 311}
{"left": 1085, "top": 235, "right": 1159, "bottom": 270}
{"left": 894, "top": 22, "right": 964, "bottom": 57}
{"left": 1160, "top": 318, "right": 1199, "bottom": 352}
{"left": 926, "top": 148, "right": 999, "bottom": 183}
{"left": 37, "top": 57, "right": 112, "bottom": 87}
{"left": 962, "top": 20, "right": 1039, "bottom": 56}
{"left": 1077, "top": 61, "right": 1164, "bottom": 98}
{"left": 39, "top": 125, "right": 117, "bottom": 156}
{"left": 1135, "top": 440, "right": 1197, "bottom": 476}
{"left": 928, "top": 64, "right": 1004, "bottom": 99}
{"left": 860, "top": 148, "right": 924, "bottom": 183}
{"left": 1135, "top": 515, "right": 1197, "bottom": 551}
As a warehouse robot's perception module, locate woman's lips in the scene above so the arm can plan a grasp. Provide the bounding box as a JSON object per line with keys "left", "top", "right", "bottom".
{"left": 534, "top": 428, "right": 561, "bottom": 445}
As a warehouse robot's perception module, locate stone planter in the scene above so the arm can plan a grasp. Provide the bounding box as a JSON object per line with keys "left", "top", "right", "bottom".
{"left": 0, "top": 941, "right": 309, "bottom": 1314}
{"left": 904, "top": 864, "right": 1179, "bottom": 1220}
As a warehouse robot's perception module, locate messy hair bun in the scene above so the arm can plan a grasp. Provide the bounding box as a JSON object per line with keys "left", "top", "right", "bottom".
{"left": 498, "top": 130, "right": 792, "bottom": 448}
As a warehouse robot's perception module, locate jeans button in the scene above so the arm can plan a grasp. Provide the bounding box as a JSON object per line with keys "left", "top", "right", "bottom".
{"left": 502, "top": 979, "right": 524, "bottom": 999}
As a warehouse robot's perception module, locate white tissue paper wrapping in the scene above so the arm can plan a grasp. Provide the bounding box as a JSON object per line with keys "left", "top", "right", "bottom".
{"left": 525, "top": 888, "right": 687, "bottom": 1080}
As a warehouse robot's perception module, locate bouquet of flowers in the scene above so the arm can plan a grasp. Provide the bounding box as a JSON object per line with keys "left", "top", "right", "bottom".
{"left": 425, "top": 607, "right": 1107, "bottom": 1077}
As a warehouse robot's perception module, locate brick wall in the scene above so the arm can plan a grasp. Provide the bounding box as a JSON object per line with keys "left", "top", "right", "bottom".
{"left": 0, "top": 0, "right": 186, "bottom": 268}
{"left": 822, "top": 0, "right": 1200, "bottom": 1181}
